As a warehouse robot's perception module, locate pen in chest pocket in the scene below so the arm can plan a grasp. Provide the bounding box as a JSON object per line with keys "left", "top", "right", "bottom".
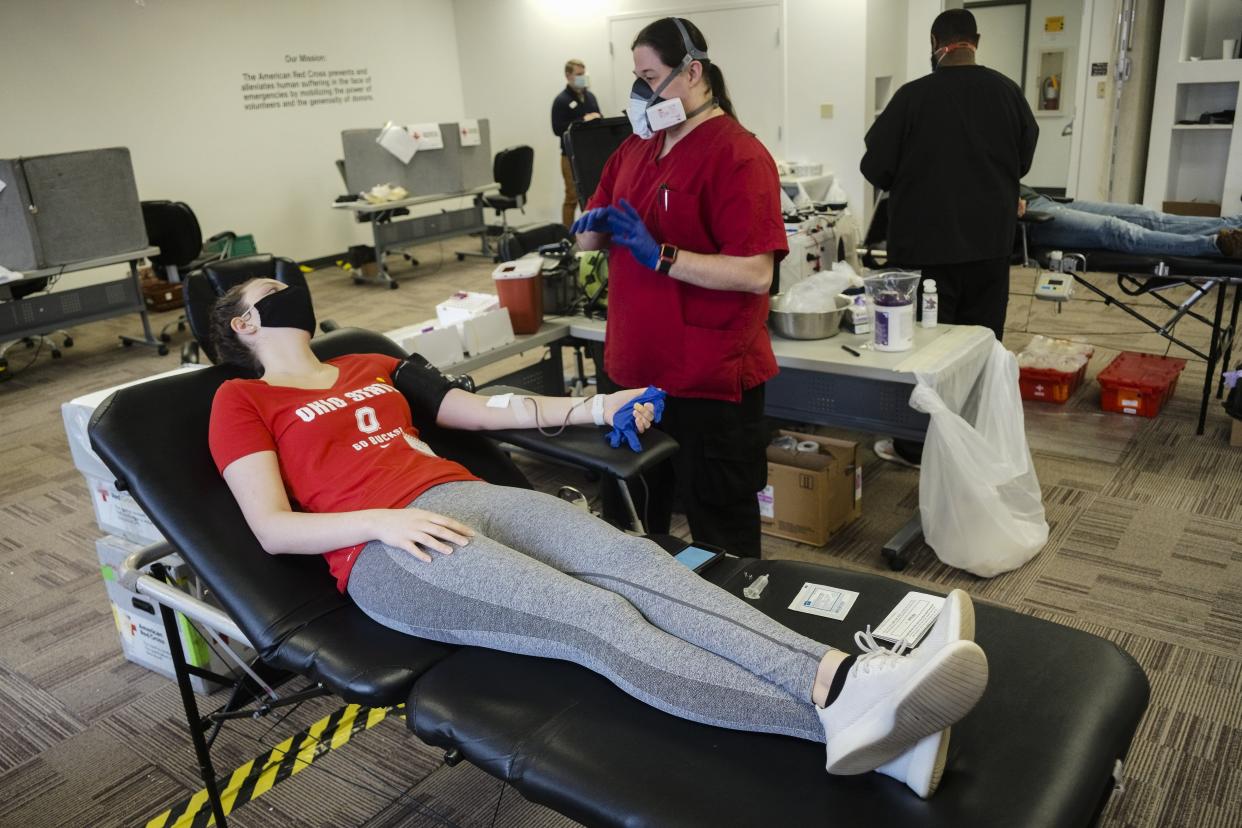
{"left": 659, "top": 183, "right": 668, "bottom": 211}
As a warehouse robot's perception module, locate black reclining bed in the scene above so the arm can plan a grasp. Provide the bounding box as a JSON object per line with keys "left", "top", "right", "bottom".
{"left": 89, "top": 326, "right": 1151, "bottom": 827}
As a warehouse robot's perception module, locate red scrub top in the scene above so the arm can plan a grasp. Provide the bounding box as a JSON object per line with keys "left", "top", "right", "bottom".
{"left": 586, "top": 115, "right": 787, "bottom": 402}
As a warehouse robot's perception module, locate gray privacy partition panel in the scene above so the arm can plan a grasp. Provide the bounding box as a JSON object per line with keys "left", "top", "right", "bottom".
{"left": 458, "top": 119, "right": 492, "bottom": 190}
{"left": 341, "top": 121, "right": 492, "bottom": 196}
{"left": 0, "top": 148, "right": 147, "bottom": 271}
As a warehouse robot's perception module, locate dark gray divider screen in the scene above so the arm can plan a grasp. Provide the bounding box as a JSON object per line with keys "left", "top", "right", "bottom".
{"left": 0, "top": 148, "right": 147, "bottom": 271}
{"left": 342, "top": 123, "right": 462, "bottom": 196}
{"left": 341, "top": 121, "right": 493, "bottom": 196}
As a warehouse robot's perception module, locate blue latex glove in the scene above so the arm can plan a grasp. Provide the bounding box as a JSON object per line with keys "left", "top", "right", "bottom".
{"left": 570, "top": 206, "right": 615, "bottom": 235}
{"left": 606, "top": 386, "right": 666, "bottom": 452}
{"left": 606, "top": 199, "right": 661, "bottom": 270}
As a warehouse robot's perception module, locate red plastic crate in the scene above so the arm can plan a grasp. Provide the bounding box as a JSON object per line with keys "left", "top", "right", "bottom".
{"left": 1096, "top": 352, "right": 1187, "bottom": 418}
{"left": 1020, "top": 363, "right": 1088, "bottom": 404}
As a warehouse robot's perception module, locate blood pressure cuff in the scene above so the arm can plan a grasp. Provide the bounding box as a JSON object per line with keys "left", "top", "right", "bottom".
{"left": 392, "top": 354, "right": 456, "bottom": 425}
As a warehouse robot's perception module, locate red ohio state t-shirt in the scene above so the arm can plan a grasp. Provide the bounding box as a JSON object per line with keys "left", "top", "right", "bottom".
{"left": 208, "top": 353, "right": 477, "bottom": 592}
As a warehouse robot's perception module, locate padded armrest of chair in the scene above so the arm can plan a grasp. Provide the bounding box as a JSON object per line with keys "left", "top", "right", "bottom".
{"left": 477, "top": 386, "right": 679, "bottom": 480}
{"left": 410, "top": 559, "right": 1149, "bottom": 828}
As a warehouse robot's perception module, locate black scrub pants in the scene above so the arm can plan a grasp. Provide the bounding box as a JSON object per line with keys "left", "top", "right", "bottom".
{"left": 593, "top": 348, "right": 769, "bottom": 557}
{"left": 918, "top": 256, "right": 1011, "bottom": 341}
{"left": 893, "top": 256, "right": 1010, "bottom": 465}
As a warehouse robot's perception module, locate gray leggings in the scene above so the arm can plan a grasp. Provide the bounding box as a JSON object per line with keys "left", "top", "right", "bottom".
{"left": 347, "top": 481, "right": 831, "bottom": 742}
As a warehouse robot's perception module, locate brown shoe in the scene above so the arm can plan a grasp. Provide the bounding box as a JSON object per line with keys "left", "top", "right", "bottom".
{"left": 1217, "top": 228, "right": 1242, "bottom": 258}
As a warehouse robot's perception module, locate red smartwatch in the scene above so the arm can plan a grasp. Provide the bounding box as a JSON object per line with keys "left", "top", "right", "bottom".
{"left": 656, "top": 243, "right": 679, "bottom": 275}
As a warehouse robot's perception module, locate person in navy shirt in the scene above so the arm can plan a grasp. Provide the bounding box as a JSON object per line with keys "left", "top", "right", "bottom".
{"left": 551, "top": 59, "right": 602, "bottom": 227}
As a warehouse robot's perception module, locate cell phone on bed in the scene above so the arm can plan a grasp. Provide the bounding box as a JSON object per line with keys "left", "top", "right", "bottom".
{"left": 673, "top": 543, "right": 725, "bottom": 573}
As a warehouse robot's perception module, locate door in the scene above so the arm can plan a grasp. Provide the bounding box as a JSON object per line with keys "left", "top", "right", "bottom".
{"left": 969, "top": 2, "right": 1028, "bottom": 86}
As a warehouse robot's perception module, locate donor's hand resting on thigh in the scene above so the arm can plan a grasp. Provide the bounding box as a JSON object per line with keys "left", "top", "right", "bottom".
{"left": 369, "top": 508, "right": 475, "bottom": 563}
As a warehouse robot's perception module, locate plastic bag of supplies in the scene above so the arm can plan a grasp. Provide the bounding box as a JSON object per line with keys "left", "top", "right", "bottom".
{"left": 909, "top": 340, "right": 1048, "bottom": 577}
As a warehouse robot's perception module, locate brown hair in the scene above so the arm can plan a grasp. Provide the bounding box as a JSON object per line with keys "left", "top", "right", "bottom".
{"left": 208, "top": 280, "right": 263, "bottom": 375}
{"left": 631, "top": 17, "right": 736, "bottom": 120}
{"left": 564, "top": 59, "right": 585, "bottom": 75}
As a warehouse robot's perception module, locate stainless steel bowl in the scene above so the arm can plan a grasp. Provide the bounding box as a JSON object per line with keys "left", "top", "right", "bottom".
{"left": 768, "top": 294, "right": 850, "bottom": 340}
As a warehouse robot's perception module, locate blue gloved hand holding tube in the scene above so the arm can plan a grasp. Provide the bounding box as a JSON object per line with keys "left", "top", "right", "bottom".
{"left": 604, "top": 386, "right": 666, "bottom": 452}
{"left": 606, "top": 199, "right": 661, "bottom": 270}
{"left": 570, "top": 206, "right": 615, "bottom": 235}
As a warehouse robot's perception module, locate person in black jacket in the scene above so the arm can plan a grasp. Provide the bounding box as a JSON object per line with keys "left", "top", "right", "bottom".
{"left": 862, "top": 9, "right": 1038, "bottom": 341}
{"left": 551, "top": 59, "right": 602, "bottom": 227}
{"left": 861, "top": 9, "right": 1037, "bottom": 468}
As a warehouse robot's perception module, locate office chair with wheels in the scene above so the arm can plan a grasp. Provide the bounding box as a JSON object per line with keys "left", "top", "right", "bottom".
{"left": 181, "top": 254, "right": 338, "bottom": 365}
{"left": 140, "top": 201, "right": 235, "bottom": 342}
{"left": 458, "top": 145, "right": 535, "bottom": 261}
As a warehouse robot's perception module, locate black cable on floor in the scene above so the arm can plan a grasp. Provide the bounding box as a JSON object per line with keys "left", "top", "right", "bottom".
{"left": 487, "top": 778, "right": 506, "bottom": 828}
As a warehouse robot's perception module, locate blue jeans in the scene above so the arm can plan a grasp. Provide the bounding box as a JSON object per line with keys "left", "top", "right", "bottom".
{"left": 1027, "top": 195, "right": 1242, "bottom": 257}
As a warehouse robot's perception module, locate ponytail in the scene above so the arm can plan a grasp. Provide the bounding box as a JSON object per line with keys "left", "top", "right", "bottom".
{"left": 706, "top": 62, "right": 736, "bottom": 120}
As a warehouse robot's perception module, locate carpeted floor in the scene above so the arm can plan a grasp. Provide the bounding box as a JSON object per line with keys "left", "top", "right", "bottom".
{"left": 0, "top": 240, "right": 1238, "bottom": 827}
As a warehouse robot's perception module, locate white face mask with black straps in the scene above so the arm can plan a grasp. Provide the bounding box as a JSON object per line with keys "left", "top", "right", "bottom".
{"left": 627, "top": 18, "right": 712, "bottom": 140}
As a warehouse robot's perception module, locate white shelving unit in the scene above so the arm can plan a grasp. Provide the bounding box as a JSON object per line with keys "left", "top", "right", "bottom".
{"left": 1144, "top": 0, "right": 1242, "bottom": 213}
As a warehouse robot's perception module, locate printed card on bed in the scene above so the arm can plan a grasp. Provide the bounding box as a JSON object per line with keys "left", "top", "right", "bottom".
{"left": 871, "top": 592, "right": 945, "bottom": 649}
{"left": 788, "top": 583, "right": 859, "bottom": 621}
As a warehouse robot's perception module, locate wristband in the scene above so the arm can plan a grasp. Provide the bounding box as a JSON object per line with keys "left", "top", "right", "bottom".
{"left": 591, "top": 392, "right": 607, "bottom": 426}
{"left": 656, "top": 243, "right": 678, "bottom": 275}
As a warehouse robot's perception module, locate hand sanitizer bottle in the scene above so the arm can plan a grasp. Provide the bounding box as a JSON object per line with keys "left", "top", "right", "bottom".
{"left": 920, "top": 279, "right": 938, "bottom": 329}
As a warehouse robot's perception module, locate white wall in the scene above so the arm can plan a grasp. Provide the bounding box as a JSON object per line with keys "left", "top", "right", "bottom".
{"left": 0, "top": 0, "right": 466, "bottom": 263}
{"left": 864, "top": 0, "right": 910, "bottom": 210}
{"left": 784, "top": 0, "right": 869, "bottom": 214}
{"left": 1066, "top": 0, "right": 1116, "bottom": 200}
{"left": 906, "top": 0, "right": 942, "bottom": 83}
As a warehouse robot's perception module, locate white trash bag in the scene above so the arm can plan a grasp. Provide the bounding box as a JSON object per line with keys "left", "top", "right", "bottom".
{"left": 909, "top": 342, "right": 1048, "bottom": 577}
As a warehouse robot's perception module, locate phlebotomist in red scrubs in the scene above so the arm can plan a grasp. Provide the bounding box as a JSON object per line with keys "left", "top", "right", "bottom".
{"left": 572, "top": 16, "right": 788, "bottom": 557}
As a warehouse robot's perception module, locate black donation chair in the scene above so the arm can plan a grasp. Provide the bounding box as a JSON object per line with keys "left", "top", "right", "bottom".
{"left": 458, "top": 145, "right": 535, "bottom": 261}
{"left": 88, "top": 336, "right": 1150, "bottom": 826}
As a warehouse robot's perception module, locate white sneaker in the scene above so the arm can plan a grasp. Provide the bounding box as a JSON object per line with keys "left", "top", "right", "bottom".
{"left": 876, "top": 728, "right": 952, "bottom": 798}
{"left": 817, "top": 629, "right": 988, "bottom": 776}
{"left": 873, "top": 438, "right": 920, "bottom": 469}
{"left": 875, "top": 590, "right": 976, "bottom": 797}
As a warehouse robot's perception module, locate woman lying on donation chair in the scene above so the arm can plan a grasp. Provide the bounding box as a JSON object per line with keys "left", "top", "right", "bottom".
{"left": 207, "top": 277, "right": 990, "bottom": 798}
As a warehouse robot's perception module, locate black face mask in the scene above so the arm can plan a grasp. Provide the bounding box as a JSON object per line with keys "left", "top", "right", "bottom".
{"left": 253, "top": 285, "right": 316, "bottom": 335}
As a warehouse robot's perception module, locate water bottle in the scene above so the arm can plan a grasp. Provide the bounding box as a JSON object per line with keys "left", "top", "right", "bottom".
{"left": 921, "top": 279, "right": 938, "bottom": 329}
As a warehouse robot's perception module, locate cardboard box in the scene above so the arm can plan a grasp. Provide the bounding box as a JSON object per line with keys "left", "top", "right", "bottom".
{"left": 97, "top": 534, "right": 248, "bottom": 695}
{"left": 62, "top": 364, "right": 206, "bottom": 482}
{"left": 1162, "top": 200, "right": 1221, "bottom": 217}
{"left": 460, "top": 306, "right": 515, "bottom": 356}
{"left": 140, "top": 278, "right": 184, "bottom": 311}
{"left": 758, "top": 430, "right": 861, "bottom": 546}
{"left": 435, "top": 290, "right": 500, "bottom": 328}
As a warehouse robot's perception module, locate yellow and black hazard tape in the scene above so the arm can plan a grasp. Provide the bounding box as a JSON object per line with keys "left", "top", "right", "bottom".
{"left": 146, "top": 702, "right": 406, "bottom": 828}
